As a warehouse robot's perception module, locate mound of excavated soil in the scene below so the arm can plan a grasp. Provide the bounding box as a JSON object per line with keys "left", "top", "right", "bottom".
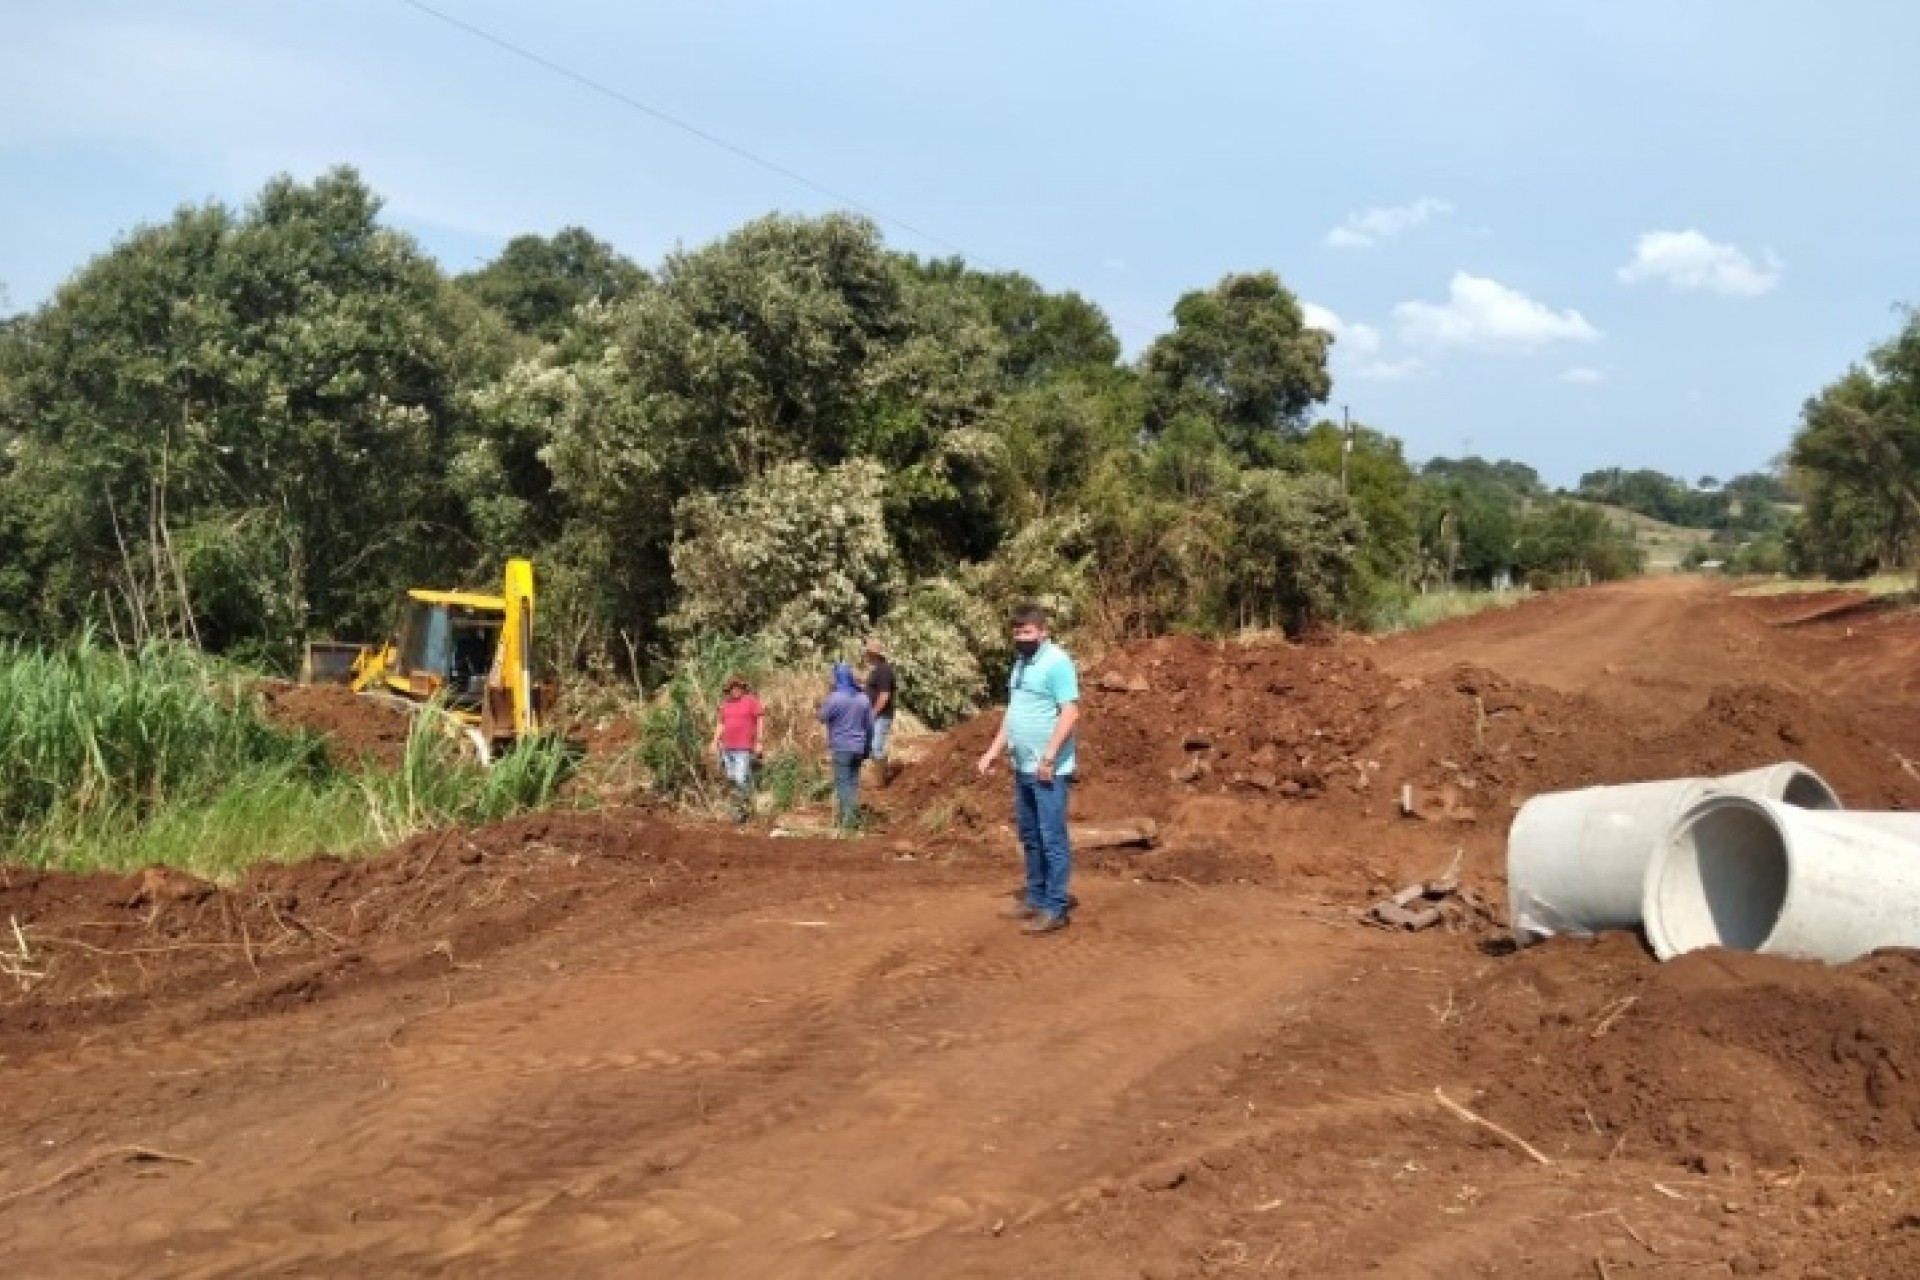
{"left": 1454, "top": 935, "right": 1920, "bottom": 1168}
{"left": 1739, "top": 588, "right": 1883, "bottom": 627}
{"left": 259, "top": 682, "right": 414, "bottom": 770}
{"left": 896, "top": 635, "right": 1396, "bottom": 823}
{"left": 1368, "top": 667, "right": 1920, "bottom": 848}
{"left": 1644, "top": 683, "right": 1919, "bottom": 809}
{"left": 0, "top": 811, "right": 864, "bottom": 1048}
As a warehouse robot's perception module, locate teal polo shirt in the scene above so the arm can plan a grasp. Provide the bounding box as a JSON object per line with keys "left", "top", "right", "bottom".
{"left": 1005, "top": 641, "right": 1079, "bottom": 776}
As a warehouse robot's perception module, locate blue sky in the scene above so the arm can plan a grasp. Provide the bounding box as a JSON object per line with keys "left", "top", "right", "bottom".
{"left": 3, "top": 1, "right": 1915, "bottom": 486}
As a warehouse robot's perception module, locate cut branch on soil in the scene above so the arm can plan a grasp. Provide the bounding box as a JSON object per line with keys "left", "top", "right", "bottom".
{"left": 1433, "top": 1087, "right": 1554, "bottom": 1166}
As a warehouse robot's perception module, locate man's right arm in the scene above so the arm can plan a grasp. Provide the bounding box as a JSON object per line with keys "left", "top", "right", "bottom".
{"left": 976, "top": 713, "right": 1009, "bottom": 776}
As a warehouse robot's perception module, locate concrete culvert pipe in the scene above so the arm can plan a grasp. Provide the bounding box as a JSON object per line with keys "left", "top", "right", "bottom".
{"left": 1643, "top": 795, "right": 1920, "bottom": 964}
{"left": 1506, "top": 762, "right": 1840, "bottom": 941}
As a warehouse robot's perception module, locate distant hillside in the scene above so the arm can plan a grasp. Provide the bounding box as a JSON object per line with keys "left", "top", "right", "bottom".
{"left": 1577, "top": 501, "right": 1714, "bottom": 572}
{"left": 1572, "top": 468, "right": 1792, "bottom": 537}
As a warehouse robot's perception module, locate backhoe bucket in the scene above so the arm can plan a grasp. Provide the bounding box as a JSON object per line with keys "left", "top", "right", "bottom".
{"left": 303, "top": 641, "right": 369, "bottom": 686}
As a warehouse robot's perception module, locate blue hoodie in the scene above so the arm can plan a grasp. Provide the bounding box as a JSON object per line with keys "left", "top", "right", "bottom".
{"left": 818, "top": 663, "right": 873, "bottom": 754}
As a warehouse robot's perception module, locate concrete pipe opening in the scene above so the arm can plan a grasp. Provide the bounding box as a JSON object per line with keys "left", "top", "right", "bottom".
{"left": 1779, "top": 768, "right": 1840, "bottom": 811}
{"left": 1710, "top": 762, "right": 1841, "bottom": 811}
{"left": 1508, "top": 761, "right": 1840, "bottom": 942}
{"left": 1645, "top": 798, "right": 1789, "bottom": 956}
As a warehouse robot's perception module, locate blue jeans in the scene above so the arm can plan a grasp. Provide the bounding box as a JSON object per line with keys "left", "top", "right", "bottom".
{"left": 831, "top": 750, "right": 864, "bottom": 828}
{"left": 1013, "top": 772, "right": 1073, "bottom": 915}
{"left": 719, "top": 748, "right": 754, "bottom": 790}
{"left": 869, "top": 715, "right": 894, "bottom": 761}
{"left": 718, "top": 749, "right": 754, "bottom": 818}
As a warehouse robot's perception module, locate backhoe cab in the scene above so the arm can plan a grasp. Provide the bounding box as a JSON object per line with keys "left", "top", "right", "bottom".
{"left": 304, "top": 558, "right": 551, "bottom": 763}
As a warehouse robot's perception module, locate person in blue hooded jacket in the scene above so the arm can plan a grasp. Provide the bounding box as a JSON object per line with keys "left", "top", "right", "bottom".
{"left": 818, "top": 662, "right": 873, "bottom": 830}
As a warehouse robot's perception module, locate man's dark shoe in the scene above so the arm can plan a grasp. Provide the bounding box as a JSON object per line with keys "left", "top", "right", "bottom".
{"left": 1022, "top": 911, "right": 1069, "bottom": 935}
{"left": 999, "top": 902, "right": 1039, "bottom": 921}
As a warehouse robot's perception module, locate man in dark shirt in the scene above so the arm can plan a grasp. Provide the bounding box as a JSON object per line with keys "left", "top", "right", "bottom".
{"left": 863, "top": 638, "right": 898, "bottom": 785}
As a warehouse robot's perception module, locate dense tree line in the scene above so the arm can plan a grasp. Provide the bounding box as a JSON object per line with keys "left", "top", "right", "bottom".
{"left": 0, "top": 167, "right": 1644, "bottom": 719}
{"left": 1572, "top": 467, "right": 1791, "bottom": 534}
{"left": 1786, "top": 308, "right": 1920, "bottom": 581}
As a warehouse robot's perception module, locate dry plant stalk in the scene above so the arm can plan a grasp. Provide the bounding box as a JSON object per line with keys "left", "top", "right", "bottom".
{"left": 1433, "top": 1087, "right": 1554, "bottom": 1166}
{"left": 1590, "top": 995, "right": 1638, "bottom": 1040}
{"left": 2, "top": 915, "right": 43, "bottom": 988}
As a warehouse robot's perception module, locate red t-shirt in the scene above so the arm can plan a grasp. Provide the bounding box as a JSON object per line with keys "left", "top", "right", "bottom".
{"left": 717, "top": 694, "right": 763, "bottom": 750}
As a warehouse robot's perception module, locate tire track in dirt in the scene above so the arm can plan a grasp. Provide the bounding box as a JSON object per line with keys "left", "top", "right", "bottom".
{"left": 241, "top": 884, "right": 1403, "bottom": 1272}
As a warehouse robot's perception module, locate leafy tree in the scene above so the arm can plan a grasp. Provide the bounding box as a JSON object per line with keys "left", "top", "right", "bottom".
{"left": 1420, "top": 455, "right": 1548, "bottom": 502}
{"left": 1225, "top": 471, "right": 1365, "bottom": 633}
{"left": 1785, "top": 475, "right": 1898, "bottom": 579}
{"left": 1412, "top": 456, "right": 1538, "bottom": 587}
{"left": 906, "top": 259, "right": 1121, "bottom": 384}
{"left": 458, "top": 228, "right": 647, "bottom": 342}
{"left": 1789, "top": 313, "right": 1920, "bottom": 580}
{"left": 997, "top": 368, "right": 1143, "bottom": 518}
{"left": 1294, "top": 420, "right": 1420, "bottom": 598}
{"left": 1079, "top": 451, "right": 1232, "bottom": 638}
{"left": 1141, "top": 272, "right": 1331, "bottom": 464}
{"left": 665, "top": 459, "right": 898, "bottom": 661}
{"left": 544, "top": 213, "right": 1009, "bottom": 636}
{"left": 0, "top": 168, "right": 494, "bottom": 659}
{"left": 1513, "top": 502, "right": 1643, "bottom": 585}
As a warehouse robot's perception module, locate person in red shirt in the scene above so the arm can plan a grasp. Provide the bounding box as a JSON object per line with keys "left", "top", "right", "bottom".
{"left": 710, "top": 674, "right": 764, "bottom": 822}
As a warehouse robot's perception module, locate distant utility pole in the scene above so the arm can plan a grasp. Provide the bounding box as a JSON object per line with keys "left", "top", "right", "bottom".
{"left": 1340, "top": 405, "right": 1353, "bottom": 494}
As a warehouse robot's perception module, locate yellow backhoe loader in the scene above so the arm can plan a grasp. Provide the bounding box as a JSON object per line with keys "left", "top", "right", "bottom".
{"left": 303, "top": 558, "right": 553, "bottom": 764}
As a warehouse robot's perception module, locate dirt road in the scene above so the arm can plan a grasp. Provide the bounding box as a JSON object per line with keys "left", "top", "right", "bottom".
{"left": 6, "top": 579, "right": 1920, "bottom": 1278}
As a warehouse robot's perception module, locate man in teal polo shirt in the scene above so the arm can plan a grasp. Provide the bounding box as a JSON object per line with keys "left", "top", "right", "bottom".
{"left": 976, "top": 604, "right": 1081, "bottom": 935}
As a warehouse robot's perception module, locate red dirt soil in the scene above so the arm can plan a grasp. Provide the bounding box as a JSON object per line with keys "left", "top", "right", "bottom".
{"left": 259, "top": 680, "right": 415, "bottom": 770}
{"left": 7, "top": 577, "right": 1920, "bottom": 1277}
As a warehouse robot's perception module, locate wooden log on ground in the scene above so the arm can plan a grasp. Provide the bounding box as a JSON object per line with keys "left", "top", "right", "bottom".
{"left": 1069, "top": 819, "right": 1161, "bottom": 850}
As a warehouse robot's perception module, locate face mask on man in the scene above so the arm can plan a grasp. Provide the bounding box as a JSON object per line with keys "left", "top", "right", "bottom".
{"left": 1013, "top": 638, "right": 1041, "bottom": 659}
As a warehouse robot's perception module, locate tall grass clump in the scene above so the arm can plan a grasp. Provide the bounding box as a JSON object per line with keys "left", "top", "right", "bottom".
{"left": 361, "top": 708, "right": 579, "bottom": 843}
{"left": 637, "top": 635, "right": 770, "bottom": 804}
{"left": 0, "top": 636, "right": 326, "bottom": 836}
{"left": 1, "top": 640, "right": 578, "bottom": 879}
{"left": 635, "top": 636, "right": 831, "bottom": 817}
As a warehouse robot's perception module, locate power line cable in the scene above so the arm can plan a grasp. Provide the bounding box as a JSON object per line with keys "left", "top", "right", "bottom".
{"left": 392, "top": 0, "right": 1166, "bottom": 343}
{"left": 394, "top": 0, "right": 971, "bottom": 257}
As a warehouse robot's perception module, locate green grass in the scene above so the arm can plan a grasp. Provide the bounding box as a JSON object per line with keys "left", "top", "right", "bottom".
{"left": 0, "top": 636, "right": 327, "bottom": 833}
{"left": 0, "top": 638, "right": 579, "bottom": 880}
{"left": 1372, "top": 588, "right": 1529, "bottom": 634}
{"left": 1733, "top": 573, "right": 1917, "bottom": 599}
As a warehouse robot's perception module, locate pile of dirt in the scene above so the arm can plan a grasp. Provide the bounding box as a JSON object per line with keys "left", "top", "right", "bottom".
{"left": 258, "top": 681, "right": 413, "bottom": 770}
{"left": 0, "top": 812, "right": 877, "bottom": 1049}
{"left": 1365, "top": 664, "right": 1635, "bottom": 823}
{"left": 895, "top": 635, "right": 1397, "bottom": 827}
{"left": 1452, "top": 935, "right": 1920, "bottom": 1168}
{"left": 1641, "top": 683, "right": 1920, "bottom": 810}
{"left": 1738, "top": 588, "right": 1883, "bottom": 628}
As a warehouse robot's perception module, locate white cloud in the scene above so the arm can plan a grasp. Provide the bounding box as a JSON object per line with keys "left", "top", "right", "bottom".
{"left": 1559, "top": 366, "right": 1606, "bottom": 384}
{"left": 1303, "top": 303, "right": 1425, "bottom": 380}
{"left": 1324, "top": 197, "right": 1452, "bottom": 249}
{"left": 1356, "top": 357, "right": 1430, "bottom": 382}
{"left": 1394, "top": 272, "right": 1601, "bottom": 352}
{"left": 1301, "top": 302, "right": 1382, "bottom": 359}
{"left": 1617, "top": 230, "right": 1781, "bottom": 297}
